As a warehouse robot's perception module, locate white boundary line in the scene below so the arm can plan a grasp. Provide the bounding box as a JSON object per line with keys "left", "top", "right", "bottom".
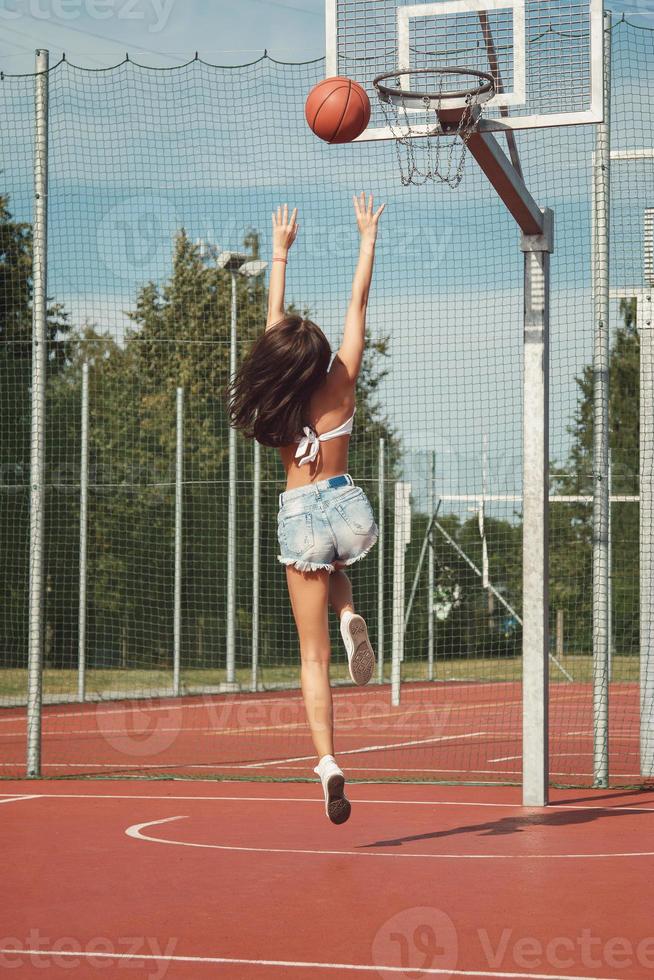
{"left": 2, "top": 792, "right": 654, "bottom": 812}
{"left": 0, "top": 679, "right": 526, "bottom": 724}
{"left": 236, "top": 732, "right": 487, "bottom": 769}
{"left": 0, "top": 947, "right": 627, "bottom": 980}
{"left": 0, "top": 795, "right": 40, "bottom": 805}
{"left": 126, "top": 815, "right": 654, "bottom": 860}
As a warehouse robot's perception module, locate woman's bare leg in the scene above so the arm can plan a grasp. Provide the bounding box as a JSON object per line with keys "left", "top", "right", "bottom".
{"left": 285, "top": 566, "right": 334, "bottom": 759}
{"left": 329, "top": 566, "right": 355, "bottom": 619}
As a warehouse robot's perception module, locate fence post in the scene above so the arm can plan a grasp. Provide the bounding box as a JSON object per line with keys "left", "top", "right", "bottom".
{"left": 173, "top": 387, "right": 184, "bottom": 697}
{"left": 591, "top": 11, "right": 612, "bottom": 788}
{"left": 428, "top": 451, "right": 435, "bottom": 681}
{"left": 252, "top": 441, "right": 261, "bottom": 693}
{"left": 377, "top": 438, "right": 385, "bottom": 683}
{"left": 27, "top": 48, "right": 50, "bottom": 778}
{"left": 225, "top": 272, "right": 238, "bottom": 688}
{"left": 391, "top": 482, "right": 411, "bottom": 707}
{"left": 640, "top": 291, "right": 654, "bottom": 777}
{"left": 78, "top": 362, "right": 89, "bottom": 702}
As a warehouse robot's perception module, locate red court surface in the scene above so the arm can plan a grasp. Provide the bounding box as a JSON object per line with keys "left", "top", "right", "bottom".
{"left": 0, "top": 681, "right": 643, "bottom": 786}
{"left": 1, "top": 780, "right": 653, "bottom": 979}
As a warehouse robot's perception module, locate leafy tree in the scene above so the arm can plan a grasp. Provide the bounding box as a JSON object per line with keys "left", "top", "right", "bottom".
{"left": 0, "top": 194, "right": 70, "bottom": 669}
{"left": 551, "top": 299, "right": 639, "bottom": 656}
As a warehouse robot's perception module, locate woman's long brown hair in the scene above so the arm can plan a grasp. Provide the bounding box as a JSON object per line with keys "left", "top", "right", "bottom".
{"left": 227, "top": 315, "right": 332, "bottom": 447}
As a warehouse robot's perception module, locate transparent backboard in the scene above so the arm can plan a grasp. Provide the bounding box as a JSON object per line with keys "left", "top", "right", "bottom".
{"left": 326, "top": 0, "right": 604, "bottom": 139}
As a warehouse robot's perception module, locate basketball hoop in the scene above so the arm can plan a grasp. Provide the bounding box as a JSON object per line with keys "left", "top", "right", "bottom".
{"left": 373, "top": 68, "right": 495, "bottom": 187}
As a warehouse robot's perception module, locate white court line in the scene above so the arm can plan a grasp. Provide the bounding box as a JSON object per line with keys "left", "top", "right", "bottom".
{"left": 126, "top": 815, "right": 654, "bottom": 860}
{"left": 0, "top": 682, "right": 524, "bottom": 726}
{"left": 0, "top": 762, "right": 646, "bottom": 780}
{"left": 0, "top": 699, "right": 501, "bottom": 738}
{"left": 0, "top": 948, "right": 626, "bottom": 980}
{"left": 0, "top": 795, "right": 40, "bottom": 805}
{"left": 2, "top": 792, "right": 653, "bottom": 812}
{"left": 488, "top": 756, "right": 521, "bottom": 763}
{"left": 235, "top": 732, "right": 487, "bottom": 770}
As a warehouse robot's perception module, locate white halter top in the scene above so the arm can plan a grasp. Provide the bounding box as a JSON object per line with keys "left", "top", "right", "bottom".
{"left": 294, "top": 408, "right": 356, "bottom": 467}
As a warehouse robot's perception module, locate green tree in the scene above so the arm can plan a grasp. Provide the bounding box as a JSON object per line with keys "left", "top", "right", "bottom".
{"left": 550, "top": 299, "right": 639, "bottom": 656}
{"left": 0, "top": 193, "right": 70, "bottom": 670}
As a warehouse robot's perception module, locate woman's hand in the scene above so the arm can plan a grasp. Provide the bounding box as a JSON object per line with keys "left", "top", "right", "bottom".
{"left": 353, "top": 192, "right": 386, "bottom": 245}
{"left": 272, "top": 204, "right": 299, "bottom": 257}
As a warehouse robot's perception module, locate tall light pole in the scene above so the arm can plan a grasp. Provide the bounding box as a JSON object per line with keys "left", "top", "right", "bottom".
{"left": 198, "top": 241, "right": 267, "bottom": 689}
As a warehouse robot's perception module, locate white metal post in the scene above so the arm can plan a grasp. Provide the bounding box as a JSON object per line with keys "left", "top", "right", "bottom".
{"left": 251, "top": 441, "right": 261, "bottom": 693}
{"left": 377, "top": 438, "right": 385, "bottom": 683}
{"left": 591, "top": 12, "right": 612, "bottom": 788}
{"left": 640, "top": 291, "right": 654, "bottom": 777}
{"left": 391, "top": 482, "right": 411, "bottom": 707}
{"left": 608, "top": 454, "right": 613, "bottom": 682}
{"left": 226, "top": 272, "right": 238, "bottom": 688}
{"left": 78, "top": 362, "right": 89, "bottom": 702}
{"left": 521, "top": 210, "right": 553, "bottom": 808}
{"left": 27, "top": 49, "right": 49, "bottom": 778}
{"left": 428, "top": 451, "right": 435, "bottom": 681}
{"left": 173, "top": 387, "right": 184, "bottom": 697}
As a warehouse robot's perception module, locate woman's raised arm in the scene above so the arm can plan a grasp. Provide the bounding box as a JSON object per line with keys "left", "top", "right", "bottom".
{"left": 337, "top": 192, "right": 386, "bottom": 381}
{"left": 266, "top": 204, "right": 299, "bottom": 330}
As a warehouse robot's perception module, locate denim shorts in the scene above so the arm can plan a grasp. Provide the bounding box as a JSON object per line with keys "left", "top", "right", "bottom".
{"left": 277, "top": 474, "right": 378, "bottom": 574}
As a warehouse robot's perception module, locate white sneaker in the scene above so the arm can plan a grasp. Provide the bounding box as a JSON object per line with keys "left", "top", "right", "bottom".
{"left": 341, "top": 611, "right": 375, "bottom": 686}
{"left": 314, "top": 755, "right": 351, "bottom": 825}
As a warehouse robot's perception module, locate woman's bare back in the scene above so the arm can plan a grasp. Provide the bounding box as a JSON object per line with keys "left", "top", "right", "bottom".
{"left": 279, "top": 355, "right": 355, "bottom": 488}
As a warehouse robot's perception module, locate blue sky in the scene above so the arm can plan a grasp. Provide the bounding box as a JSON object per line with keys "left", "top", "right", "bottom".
{"left": 0, "top": 0, "right": 651, "bottom": 73}
{"left": 0, "top": 0, "right": 325, "bottom": 71}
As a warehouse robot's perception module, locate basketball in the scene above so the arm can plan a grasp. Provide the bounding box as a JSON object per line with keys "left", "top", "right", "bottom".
{"left": 305, "top": 76, "right": 371, "bottom": 144}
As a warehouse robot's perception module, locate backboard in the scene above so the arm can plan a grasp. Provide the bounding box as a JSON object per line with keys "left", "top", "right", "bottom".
{"left": 326, "top": 0, "right": 604, "bottom": 139}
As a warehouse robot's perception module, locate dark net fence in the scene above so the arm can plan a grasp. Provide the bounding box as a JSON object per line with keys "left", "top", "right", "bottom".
{"left": 0, "top": 18, "right": 652, "bottom": 785}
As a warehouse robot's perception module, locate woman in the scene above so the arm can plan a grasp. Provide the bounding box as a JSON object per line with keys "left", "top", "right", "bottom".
{"left": 229, "top": 193, "right": 385, "bottom": 824}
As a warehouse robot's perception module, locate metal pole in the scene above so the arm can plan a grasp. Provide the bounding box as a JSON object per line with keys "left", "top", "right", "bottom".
{"left": 173, "top": 387, "right": 184, "bottom": 697}
{"left": 640, "top": 290, "right": 654, "bottom": 777}
{"left": 78, "top": 362, "right": 89, "bottom": 702}
{"left": 391, "top": 482, "right": 411, "bottom": 707}
{"left": 428, "top": 451, "right": 435, "bottom": 681}
{"left": 521, "top": 210, "right": 553, "bottom": 808}
{"left": 226, "top": 272, "right": 238, "bottom": 687}
{"left": 27, "top": 49, "right": 49, "bottom": 778}
{"left": 591, "top": 11, "right": 612, "bottom": 788}
{"left": 251, "top": 441, "right": 261, "bottom": 693}
{"left": 377, "top": 437, "right": 385, "bottom": 683}
{"left": 608, "top": 453, "right": 613, "bottom": 682}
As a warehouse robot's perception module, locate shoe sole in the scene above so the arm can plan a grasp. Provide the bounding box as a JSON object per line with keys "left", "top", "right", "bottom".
{"left": 345, "top": 615, "right": 375, "bottom": 686}
{"left": 326, "top": 773, "right": 351, "bottom": 825}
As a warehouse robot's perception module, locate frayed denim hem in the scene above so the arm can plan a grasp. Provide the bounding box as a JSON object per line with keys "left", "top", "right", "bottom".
{"left": 278, "top": 556, "right": 336, "bottom": 574}
{"left": 339, "top": 529, "right": 379, "bottom": 568}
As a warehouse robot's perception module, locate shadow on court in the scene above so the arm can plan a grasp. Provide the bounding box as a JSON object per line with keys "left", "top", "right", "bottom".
{"left": 359, "top": 805, "right": 647, "bottom": 848}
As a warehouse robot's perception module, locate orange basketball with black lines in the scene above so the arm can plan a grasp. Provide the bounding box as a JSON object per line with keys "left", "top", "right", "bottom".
{"left": 305, "top": 76, "right": 371, "bottom": 144}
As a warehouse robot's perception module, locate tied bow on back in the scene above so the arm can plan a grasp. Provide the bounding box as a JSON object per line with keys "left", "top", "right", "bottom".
{"left": 295, "top": 426, "right": 320, "bottom": 467}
